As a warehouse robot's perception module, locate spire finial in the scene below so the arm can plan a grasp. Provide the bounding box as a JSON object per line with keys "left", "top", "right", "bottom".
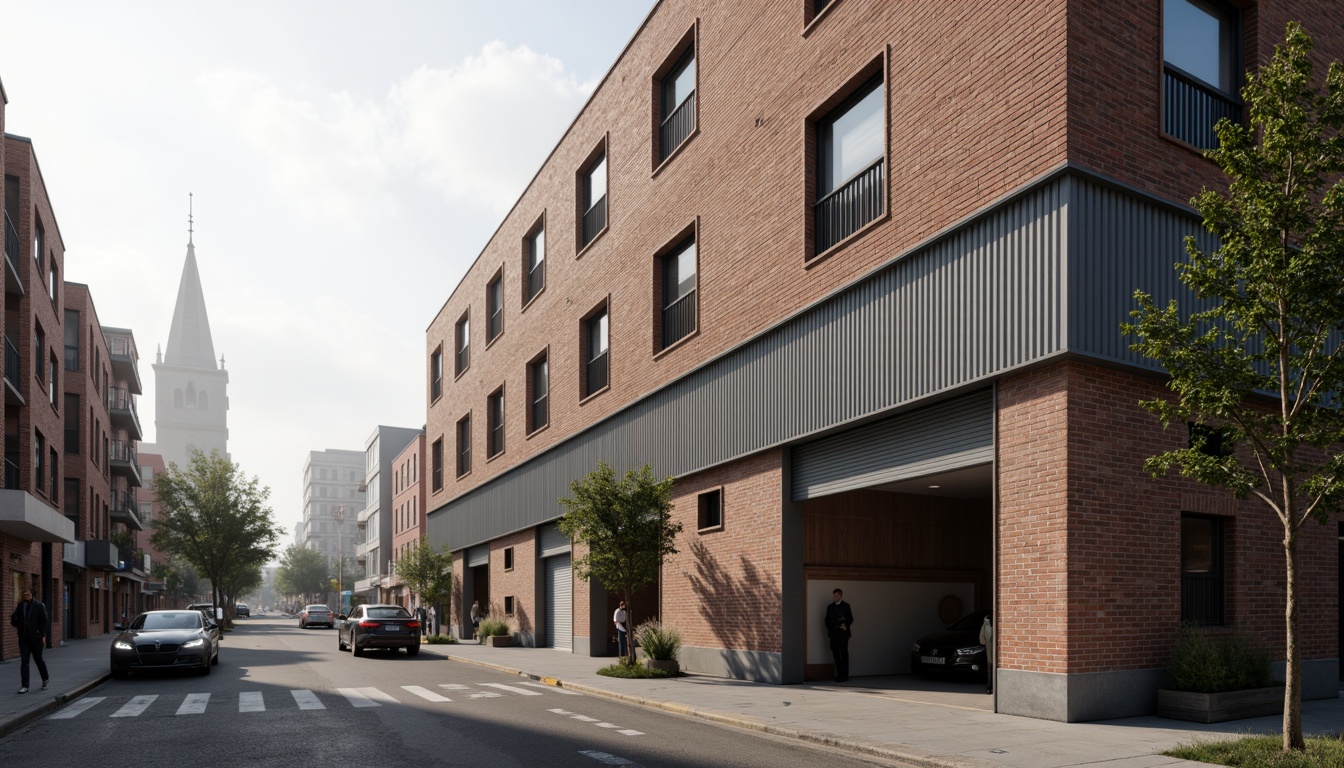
{"left": 188, "top": 192, "right": 194, "bottom": 245}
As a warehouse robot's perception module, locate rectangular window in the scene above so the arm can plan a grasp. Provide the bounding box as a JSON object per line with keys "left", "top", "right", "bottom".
{"left": 49, "top": 353, "right": 58, "bottom": 406}
{"left": 1163, "top": 0, "right": 1240, "bottom": 149}
{"left": 33, "top": 218, "right": 43, "bottom": 268}
{"left": 504, "top": 595, "right": 515, "bottom": 615}
{"left": 49, "top": 448, "right": 57, "bottom": 501}
{"left": 35, "top": 323, "right": 46, "bottom": 387}
{"left": 64, "top": 393, "right": 80, "bottom": 454}
{"left": 138, "top": 502, "right": 153, "bottom": 523}
{"left": 581, "top": 151, "right": 608, "bottom": 248}
{"left": 815, "top": 73, "right": 885, "bottom": 254}
{"left": 1188, "top": 422, "right": 1234, "bottom": 457}
{"left": 455, "top": 312, "right": 470, "bottom": 376}
{"left": 528, "top": 353, "right": 549, "bottom": 433}
{"left": 64, "top": 478, "right": 80, "bottom": 532}
{"left": 487, "top": 388, "right": 505, "bottom": 458}
{"left": 35, "top": 432, "right": 46, "bottom": 492}
{"left": 431, "top": 437, "right": 443, "bottom": 492}
{"left": 486, "top": 270, "right": 504, "bottom": 343}
{"left": 64, "top": 310, "right": 80, "bottom": 371}
{"left": 661, "top": 238, "right": 698, "bottom": 349}
{"left": 503, "top": 547, "right": 514, "bottom": 571}
{"left": 659, "top": 46, "right": 697, "bottom": 162}
{"left": 698, "top": 489, "right": 723, "bottom": 531}
{"left": 1181, "top": 514, "right": 1225, "bottom": 626}
{"left": 525, "top": 223, "right": 546, "bottom": 304}
{"left": 583, "top": 307, "right": 609, "bottom": 398}
{"left": 430, "top": 347, "right": 443, "bottom": 402}
{"left": 456, "top": 415, "right": 472, "bottom": 477}
{"left": 49, "top": 261, "right": 58, "bottom": 305}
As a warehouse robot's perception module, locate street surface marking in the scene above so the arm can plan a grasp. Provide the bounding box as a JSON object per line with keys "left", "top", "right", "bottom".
{"left": 617, "top": 730, "right": 644, "bottom": 736}
{"left": 177, "top": 693, "right": 210, "bottom": 715}
{"left": 111, "top": 695, "right": 158, "bottom": 717}
{"left": 596, "top": 722, "right": 621, "bottom": 728}
{"left": 438, "top": 684, "right": 471, "bottom": 690}
{"left": 239, "top": 692, "right": 265, "bottom": 712}
{"left": 356, "top": 687, "right": 400, "bottom": 705}
{"left": 552, "top": 709, "right": 645, "bottom": 736}
{"left": 402, "top": 685, "right": 451, "bottom": 702}
{"left": 291, "top": 690, "right": 325, "bottom": 710}
{"left": 572, "top": 715, "right": 598, "bottom": 722}
{"left": 478, "top": 682, "right": 543, "bottom": 696}
{"left": 467, "top": 691, "right": 502, "bottom": 699}
{"left": 337, "top": 688, "right": 380, "bottom": 708}
{"left": 521, "top": 681, "right": 582, "bottom": 694}
{"left": 48, "top": 696, "right": 105, "bottom": 719}
{"left": 578, "top": 751, "right": 638, "bottom": 766}
{"left": 548, "top": 708, "right": 575, "bottom": 715}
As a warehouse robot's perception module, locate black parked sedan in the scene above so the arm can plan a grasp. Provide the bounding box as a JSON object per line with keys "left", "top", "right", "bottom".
{"left": 337, "top": 604, "right": 421, "bottom": 656}
{"left": 110, "top": 610, "right": 220, "bottom": 678}
{"left": 909, "top": 610, "right": 990, "bottom": 679}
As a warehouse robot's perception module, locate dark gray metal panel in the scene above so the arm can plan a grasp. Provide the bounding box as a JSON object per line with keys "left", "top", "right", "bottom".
{"left": 466, "top": 545, "right": 488, "bottom": 568}
{"left": 539, "top": 522, "right": 571, "bottom": 557}
{"left": 545, "top": 554, "right": 573, "bottom": 651}
{"left": 791, "top": 390, "right": 993, "bottom": 500}
{"left": 428, "top": 177, "right": 1070, "bottom": 553}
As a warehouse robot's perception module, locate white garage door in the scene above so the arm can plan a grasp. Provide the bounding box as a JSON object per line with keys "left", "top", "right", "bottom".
{"left": 544, "top": 554, "right": 572, "bottom": 651}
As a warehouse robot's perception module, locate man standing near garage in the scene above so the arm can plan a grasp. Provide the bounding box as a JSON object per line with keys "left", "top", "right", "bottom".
{"left": 824, "top": 588, "right": 853, "bottom": 682}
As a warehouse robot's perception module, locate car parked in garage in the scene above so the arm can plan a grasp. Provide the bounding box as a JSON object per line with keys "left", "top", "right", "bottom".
{"left": 110, "top": 609, "right": 220, "bottom": 678}
{"left": 337, "top": 604, "right": 421, "bottom": 656}
{"left": 909, "top": 610, "right": 990, "bottom": 679}
{"left": 299, "top": 604, "right": 334, "bottom": 628}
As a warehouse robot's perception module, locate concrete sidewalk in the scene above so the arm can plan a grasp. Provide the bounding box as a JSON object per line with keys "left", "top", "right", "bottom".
{"left": 2, "top": 624, "right": 1340, "bottom": 768}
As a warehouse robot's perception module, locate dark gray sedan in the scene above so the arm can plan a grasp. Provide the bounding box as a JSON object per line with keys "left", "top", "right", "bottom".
{"left": 337, "top": 604, "right": 421, "bottom": 656}
{"left": 110, "top": 610, "right": 221, "bottom": 678}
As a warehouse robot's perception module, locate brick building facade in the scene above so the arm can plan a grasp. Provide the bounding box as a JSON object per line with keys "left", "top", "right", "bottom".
{"left": 424, "top": 0, "right": 1341, "bottom": 721}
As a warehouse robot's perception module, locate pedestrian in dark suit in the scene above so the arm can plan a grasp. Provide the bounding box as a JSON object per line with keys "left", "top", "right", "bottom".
{"left": 9, "top": 589, "right": 50, "bottom": 694}
{"left": 824, "top": 588, "right": 854, "bottom": 682}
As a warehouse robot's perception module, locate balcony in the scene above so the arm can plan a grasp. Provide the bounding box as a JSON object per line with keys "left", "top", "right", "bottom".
{"left": 662, "top": 289, "right": 697, "bottom": 349}
{"left": 4, "top": 451, "right": 17, "bottom": 490}
{"left": 526, "top": 259, "right": 545, "bottom": 302}
{"left": 63, "top": 539, "right": 86, "bottom": 568}
{"left": 110, "top": 489, "right": 144, "bottom": 531}
{"left": 0, "top": 489, "right": 75, "bottom": 543}
{"left": 85, "top": 539, "right": 120, "bottom": 570}
{"left": 3, "top": 211, "right": 22, "bottom": 297}
{"left": 108, "top": 439, "right": 143, "bottom": 487}
{"left": 4, "top": 335, "right": 23, "bottom": 406}
{"left": 660, "top": 90, "right": 696, "bottom": 163}
{"left": 581, "top": 195, "right": 607, "bottom": 249}
{"left": 107, "top": 386, "right": 144, "bottom": 439}
{"left": 585, "top": 351, "right": 609, "bottom": 396}
{"left": 1164, "top": 66, "right": 1241, "bottom": 151}
{"left": 815, "top": 158, "right": 884, "bottom": 255}
{"left": 106, "top": 334, "right": 143, "bottom": 395}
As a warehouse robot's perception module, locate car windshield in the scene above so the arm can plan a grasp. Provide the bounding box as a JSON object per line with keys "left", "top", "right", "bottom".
{"left": 948, "top": 612, "right": 988, "bottom": 631}
{"left": 367, "top": 607, "right": 411, "bottom": 619}
{"left": 134, "top": 612, "right": 201, "bottom": 631}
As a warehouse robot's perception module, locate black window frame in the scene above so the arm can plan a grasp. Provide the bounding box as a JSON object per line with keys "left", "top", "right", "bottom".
{"left": 1162, "top": 0, "right": 1242, "bottom": 150}
{"left": 486, "top": 269, "right": 504, "bottom": 344}
{"left": 64, "top": 393, "right": 80, "bottom": 455}
{"left": 430, "top": 437, "right": 443, "bottom": 492}
{"left": 64, "top": 310, "right": 80, "bottom": 371}
{"left": 430, "top": 346, "right": 443, "bottom": 403}
{"left": 813, "top": 70, "right": 886, "bottom": 257}
{"left": 524, "top": 217, "right": 546, "bottom": 306}
{"left": 454, "top": 311, "right": 471, "bottom": 377}
{"left": 582, "top": 304, "right": 610, "bottom": 399}
{"left": 657, "top": 37, "right": 698, "bottom": 165}
{"left": 486, "top": 387, "right": 505, "bottom": 459}
{"left": 527, "top": 351, "right": 549, "bottom": 434}
{"left": 456, "top": 414, "right": 472, "bottom": 478}
{"left": 579, "top": 145, "right": 609, "bottom": 251}
{"left": 1181, "top": 514, "right": 1226, "bottom": 626}
{"left": 698, "top": 489, "right": 723, "bottom": 532}
{"left": 659, "top": 236, "right": 698, "bottom": 350}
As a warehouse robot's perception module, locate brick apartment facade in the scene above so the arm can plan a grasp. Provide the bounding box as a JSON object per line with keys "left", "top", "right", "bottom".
{"left": 387, "top": 432, "right": 427, "bottom": 611}
{"left": 1, "top": 79, "right": 147, "bottom": 660}
{"left": 424, "top": 0, "right": 1341, "bottom": 721}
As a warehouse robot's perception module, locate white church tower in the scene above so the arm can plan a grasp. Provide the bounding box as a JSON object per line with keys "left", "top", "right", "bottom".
{"left": 150, "top": 208, "right": 229, "bottom": 468}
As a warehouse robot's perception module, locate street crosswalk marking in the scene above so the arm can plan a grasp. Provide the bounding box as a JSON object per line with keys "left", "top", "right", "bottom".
{"left": 239, "top": 692, "right": 265, "bottom": 712}
{"left": 291, "top": 689, "right": 325, "bottom": 710}
{"left": 112, "top": 695, "right": 157, "bottom": 718}
{"left": 467, "top": 690, "right": 502, "bottom": 699}
{"left": 478, "top": 682, "right": 543, "bottom": 696}
{"left": 48, "top": 696, "right": 105, "bottom": 719}
{"left": 177, "top": 693, "right": 210, "bottom": 715}
{"left": 336, "top": 687, "right": 380, "bottom": 708}
{"left": 579, "top": 751, "right": 638, "bottom": 766}
{"left": 402, "top": 685, "right": 452, "bottom": 702}
{"left": 520, "top": 681, "right": 582, "bottom": 695}
{"left": 438, "top": 684, "right": 472, "bottom": 690}
{"left": 549, "top": 708, "right": 644, "bottom": 736}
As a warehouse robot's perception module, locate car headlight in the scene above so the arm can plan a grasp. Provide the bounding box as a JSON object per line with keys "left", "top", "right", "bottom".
{"left": 956, "top": 645, "right": 985, "bottom": 656}
{"left": 911, "top": 643, "right": 921, "bottom": 653}
{"left": 181, "top": 638, "right": 205, "bottom": 648}
{"left": 113, "top": 640, "right": 133, "bottom": 650}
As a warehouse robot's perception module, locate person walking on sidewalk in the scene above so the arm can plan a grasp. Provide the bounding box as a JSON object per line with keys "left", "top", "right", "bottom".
{"left": 613, "top": 601, "right": 629, "bottom": 658}
{"left": 824, "top": 588, "right": 854, "bottom": 682}
{"left": 9, "top": 589, "right": 50, "bottom": 694}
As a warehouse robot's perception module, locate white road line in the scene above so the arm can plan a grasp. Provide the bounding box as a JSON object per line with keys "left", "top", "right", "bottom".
{"left": 438, "top": 684, "right": 471, "bottom": 690}
{"left": 337, "top": 688, "right": 380, "bottom": 708}
{"left": 239, "top": 692, "right": 265, "bottom": 712}
{"left": 356, "top": 687, "right": 400, "bottom": 705}
{"left": 478, "top": 682, "right": 543, "bottom": 696}
{"left": 48, "top": 696, "right": 105, "bottom": 719}
{"left": 548, "top": 708, "right": 575, "bottom": 715}
{"left": 617, "top": 730, "right": 645, "bottom": 736}
{"left": 578, "top": 751, "right": 637, "bottom": 766}
{"left": 291, "top": 690, "right": 325, "bottom": 710}
{"left": 467, "top": 691, "right": 502, "bottom": 699}
{"left": 596, "top": 722, "right": 620, "bottom": 728}
{"left": 111, "top": 695, "right": 158, "bottom": 718}
{"left": 177, "top": 693, "right": 210, "bottom": 715}
{"left": 572, "top": 715, "right": 598, "bottom": 722}
{"left": 520, "top": 681, "right": 582, "bottom": 695}
{"left": 402, "top": 685, "right": 451, "bottom": 702}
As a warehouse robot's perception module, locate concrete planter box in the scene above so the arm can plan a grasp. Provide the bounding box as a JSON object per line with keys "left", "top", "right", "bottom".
{"left": 645, "top": 658, "right": 679, "bottom": 674}
{"left": 1157, "top": 686, "right": 1284, "bottom": 723}
{"left": 482, "top": 635, "right": 513, "bottom": 647}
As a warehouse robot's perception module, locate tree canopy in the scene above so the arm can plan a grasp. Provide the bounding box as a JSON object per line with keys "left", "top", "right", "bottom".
{"left": 395, "top": 536, "right": 455, "bottom": 620}
{"left": 557, "top": 462, "right": 680, "bottom": 662}
{"left": 276, "top": 544, "right": 331, "bottom": 602}
{"left": 1124, "top": 22, "right": 1344, "bottom": 752}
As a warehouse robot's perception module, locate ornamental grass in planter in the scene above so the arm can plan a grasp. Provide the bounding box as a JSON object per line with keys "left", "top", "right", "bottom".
{"left": 477, "top": 617, "right": 513, "bottom": 647}
{"left": 1158, "top": 625, "right": 1279, "bottom": 723}
{"left": 635, "top": 620, "right": 681, "bottom": 674}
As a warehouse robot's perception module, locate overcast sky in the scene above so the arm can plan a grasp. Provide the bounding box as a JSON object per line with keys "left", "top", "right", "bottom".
{"left": 0, "top": 0, "right": 656, "bottom": 552}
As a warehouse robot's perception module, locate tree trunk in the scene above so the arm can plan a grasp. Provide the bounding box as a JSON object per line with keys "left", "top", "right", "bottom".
{"left": 1282, "top": 519, "right": 1304, "bottom": 751}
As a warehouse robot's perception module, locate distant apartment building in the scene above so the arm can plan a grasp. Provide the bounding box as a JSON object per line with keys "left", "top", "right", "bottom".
{"left": 386, "top": 431, "right": 426, "bottom": 609}
{"left": 300, "top": 448, "right": 366, "bottom": 588}
{"left": 423, "top": 0, "right": 1342, "bottom": 723}
{"left": 352, "top": 425, "right": 420, "bottom": 604}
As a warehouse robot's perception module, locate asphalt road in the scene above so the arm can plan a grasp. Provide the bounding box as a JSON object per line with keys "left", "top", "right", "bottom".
{"left": 0, "top": 615, "right": 907, "bottom": 768}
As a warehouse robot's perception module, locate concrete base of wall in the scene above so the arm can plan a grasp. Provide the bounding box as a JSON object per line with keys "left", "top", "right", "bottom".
{"left": 1272, "top": 659, "right": 1340, "bottom": 701}
{"left": 680, "top": 645, "right": 782, "bottom": 684}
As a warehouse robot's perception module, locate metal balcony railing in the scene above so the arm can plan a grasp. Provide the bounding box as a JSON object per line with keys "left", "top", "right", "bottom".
{"left": 107, "top": 335, "right": 134, "bottom": 358}
{"left": 487, "top": 307, "right": 503, "bottom": 342}
{"left": 1164, "top": 67, "right": 1241, "bottom": 150}
{"left": 531, "top": 393, "right": 548, "bottom": 432}
{"left": 4, "top": 335, "right": 20, "bottom": 389}
{"left": 581, "top": 196, "right": 607, "bottom": 248}
{"left": 455, "top": 345, "right": 470, "bottom": 376}
{"left": 108, "top": 386, "right": 138, "bottom": 415}
{"left": 815, "top": 159, "right": 884, "bottom": 254}
{"left": 660, "top": 91, "right": 696, "bottom": 163}
{"left": 3, "top": 211, "right": 20, "bottom": 276}
{"left": 108, "top": 438, "right": 137, "bottom": 467}
{"left": 662, "top": 289, "right": 697, "bottom": 349}
{"left": 1181, "top": 574, "right": 1225, "bottom": 626}
{"left": 4, "top": 454, "right": 18, "bottom": 489}
{"left": 585, "top": 351, "right": 609, "bottom": 396}
{"left": 526, "top": 260, "right": 545, "bottom": 302}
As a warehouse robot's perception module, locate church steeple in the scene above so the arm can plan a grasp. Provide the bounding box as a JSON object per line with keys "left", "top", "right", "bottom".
{"left": 164, "top": 195, "right": 217, "bottom": 370}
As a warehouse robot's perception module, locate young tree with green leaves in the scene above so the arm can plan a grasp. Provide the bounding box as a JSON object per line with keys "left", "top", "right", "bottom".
{"left": 276, "top": 544, "right": 332, "bottom": 603}
{"left": 150, "top": 450, "right": 283, "bottom": 622}
{"left": 1124, "top": 23, "right": 1344, "bottom": 752}
{"left": 558, "top": 462, "right": 680, "bottom": 663}
{"left": 395, "top": 536, "right": 455, "bottom": 629}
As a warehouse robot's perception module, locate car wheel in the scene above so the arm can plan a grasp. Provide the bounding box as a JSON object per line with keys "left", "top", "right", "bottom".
{"left": 110, "top": 667, "right": 128, "bottom": 680}
{"left": 338, "top": 632, "right": 347, "bottom": 651}
{"left": 406, "top": 645, "right": 420, "bottom": 656}
{"left": 351, "top": 641, "right": 363, "bottom": 658}
{"left": 199, "top": 657, "right": 212, "bottom": 676}
{"left": 212, "top": 648, "right": 220, "bottom": 666}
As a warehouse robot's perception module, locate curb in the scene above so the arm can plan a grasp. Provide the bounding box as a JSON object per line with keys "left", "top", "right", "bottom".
{"left": 0, "top": 672, "right": 109, "bottom": 741}
{"left": 435, "top": 650, "right": 990, "bottom": 768}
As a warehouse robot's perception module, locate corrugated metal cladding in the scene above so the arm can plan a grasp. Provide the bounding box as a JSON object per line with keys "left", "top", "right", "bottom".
{"left": 466, "top": 546, "right": 488, "bottom": 567}
{"left": 545, "top": 555, "right": 573, "bottom": 650}
{"left": 430, "top": 174, "right": 1077, "bottom": 553}
{"left": 538, "top": 522, "right": 571, "bottom": 557}
{"left": 791, "top": 390, "right": 992, "bottom": 500}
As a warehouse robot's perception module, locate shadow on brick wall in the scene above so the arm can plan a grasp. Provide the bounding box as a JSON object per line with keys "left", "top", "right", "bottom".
{"left": 685, "top": 539, "right": 781, "bottom": 680}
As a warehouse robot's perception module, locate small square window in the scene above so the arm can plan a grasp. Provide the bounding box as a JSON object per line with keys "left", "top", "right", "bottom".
{"left": 1188, "top": 423, "right": 1234, "bottom": 457}
{"left": 698, "top": 489, "right": 723, "bottom": 531}
{"left": 504, "top": 595, "right": 515, "bottom": 615}
{"left": 504, "top": 547, "right": 515, "bottom": 571}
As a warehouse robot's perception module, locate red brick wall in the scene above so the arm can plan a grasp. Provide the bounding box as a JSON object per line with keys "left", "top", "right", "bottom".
{"left": 661, "top": 449, "right": 784, "bottom": 654}
{"left": 489, "top": 529, "right": 536, "bottom": 638}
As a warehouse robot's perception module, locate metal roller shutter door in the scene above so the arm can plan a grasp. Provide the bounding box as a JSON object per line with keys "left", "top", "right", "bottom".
{"left": 545, "top": 554, "right": 573, "bottom": 651}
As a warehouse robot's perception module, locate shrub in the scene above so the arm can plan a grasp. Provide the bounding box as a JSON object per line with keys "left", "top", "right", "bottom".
{"left": 1166, "top": 625, "right": 1273, "bottom": 693}
{"left": 477, "top": 616, "right": 511, "bottom": 638}
{"left": 425, "top": 633, "right": 457, "bottom": 644}
{"left": 597, "top": 660, "right": 677, "bottom": 679}
{"left": 634, "top": 619, "right": 681, "bottom": 661}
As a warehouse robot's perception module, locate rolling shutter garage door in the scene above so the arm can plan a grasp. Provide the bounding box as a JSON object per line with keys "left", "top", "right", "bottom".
{"left": 791, "top": 389, "right": 994, "bottom": 501}
{"left": 544, "top": 554, "right": 573, "bottom": 651}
